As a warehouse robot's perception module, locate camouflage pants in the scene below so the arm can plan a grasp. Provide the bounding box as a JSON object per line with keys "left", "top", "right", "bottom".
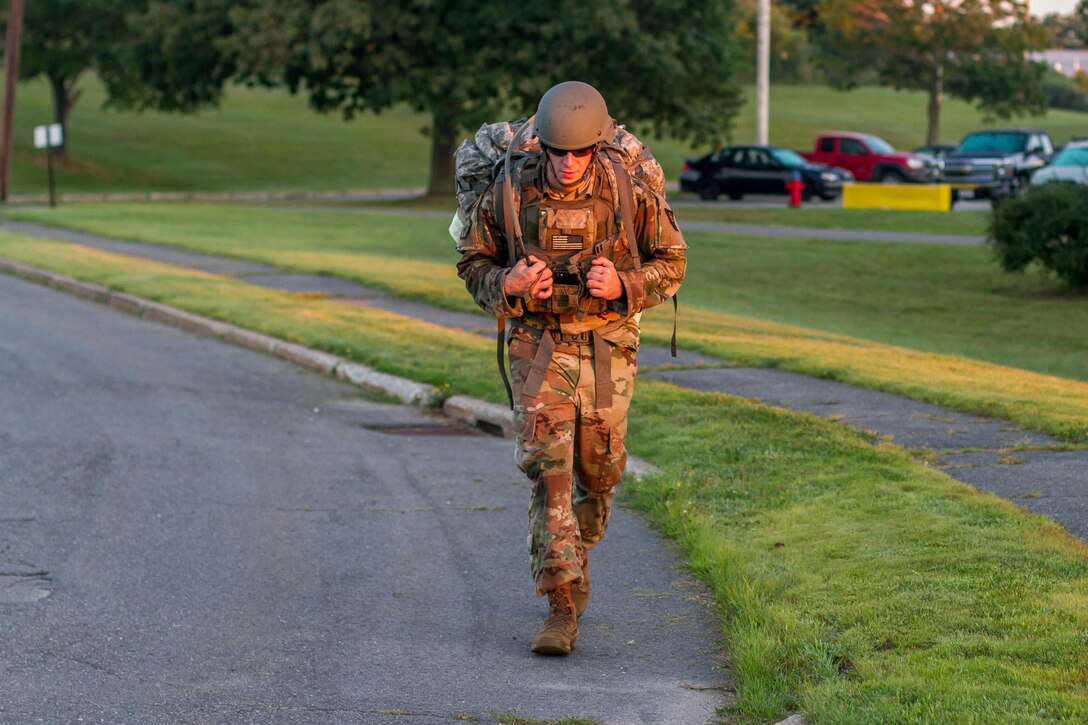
{"left": 508, "top": 329, "right": 637, "bottom": 595}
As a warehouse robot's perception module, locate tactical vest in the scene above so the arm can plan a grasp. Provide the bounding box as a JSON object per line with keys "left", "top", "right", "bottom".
{"left": 491, "top": 149, "right": 659, "bottom": 410}
{"left": 497, "top": 152, "right": 641, "bottom": 322}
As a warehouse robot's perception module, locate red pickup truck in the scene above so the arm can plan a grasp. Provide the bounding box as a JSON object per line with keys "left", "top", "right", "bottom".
{"left": 801, "top": 132, "right": 939, "bottom": 183}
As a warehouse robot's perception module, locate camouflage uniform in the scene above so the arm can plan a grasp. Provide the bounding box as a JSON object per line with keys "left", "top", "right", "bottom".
{"left": 456, "top": 151, "right": 685, "bottom": 595}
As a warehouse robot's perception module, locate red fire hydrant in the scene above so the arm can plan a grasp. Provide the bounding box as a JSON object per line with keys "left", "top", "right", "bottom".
{"left": 787, "top": 169, "right": 804, "bottom": 208}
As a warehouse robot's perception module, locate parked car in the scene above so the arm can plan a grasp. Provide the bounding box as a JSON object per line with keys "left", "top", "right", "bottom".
{"left": 680, "top": 145, "right": 853, "bottom": 201}
{"left": 801, "top": 132, "right": 940, "bottom": 183}
{"left": 1030, "top": 140, "right": 1088, "bottom": 186}
{"left": 942, "top": 128, "right": 1055, "bottom": 203}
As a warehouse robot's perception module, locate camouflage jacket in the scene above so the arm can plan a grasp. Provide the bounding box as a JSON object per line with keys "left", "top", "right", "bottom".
{"left": 456, "top": 152, "right": 686, "bottom": 349}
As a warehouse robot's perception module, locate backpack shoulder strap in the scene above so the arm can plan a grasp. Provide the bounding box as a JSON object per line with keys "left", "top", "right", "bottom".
{"left": 602, "top": 148, "right": 641, "bottom": 270}
{"left": 495, "top": 173, "right": 519, "bottom": 266}
{"left": 602, "top": 146, "right": 679, "bottom": 358}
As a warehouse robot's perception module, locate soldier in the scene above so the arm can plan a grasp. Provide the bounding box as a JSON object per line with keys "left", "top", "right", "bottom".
{"left": 456, "top": 81, "right": 686, "bottom": 656}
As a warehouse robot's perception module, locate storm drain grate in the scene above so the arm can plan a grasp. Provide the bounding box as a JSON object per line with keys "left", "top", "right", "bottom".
{"left": 362, "top": 423, "right": 488, "bottom": 437}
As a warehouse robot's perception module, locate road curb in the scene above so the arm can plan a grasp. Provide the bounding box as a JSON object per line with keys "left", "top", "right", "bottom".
{"left": 0, "top": 256, "right": 662, "bottom": 477}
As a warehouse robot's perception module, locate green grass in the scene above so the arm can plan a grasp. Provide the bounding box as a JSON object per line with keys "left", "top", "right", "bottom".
{"left": 7, "top": 76, "right": 431, "bottom": 195}
{"left": 8, "top": 77, "right": 1088, "bottom": 195}
{"left": 4, "top": 201, "right": 1087, "bottom": 442}
{"left": 2, "top": 234, "right": 1087, "bottom": 723}
{"left": 299, "top": 197, "right": 992, "bottom": 237}
{"left": 676, "top": 230, "right": 1088, "bottom": 384}
{"left": 624, "top": 382, "right": 1088, "bottom": 723}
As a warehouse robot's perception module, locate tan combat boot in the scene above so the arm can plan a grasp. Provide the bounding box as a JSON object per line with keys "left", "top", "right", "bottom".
{"left": 530, "top": 583, "right": 579, "bottom": 656}
{"left": 572, "top": 547, "right": 590, "bottom": 618}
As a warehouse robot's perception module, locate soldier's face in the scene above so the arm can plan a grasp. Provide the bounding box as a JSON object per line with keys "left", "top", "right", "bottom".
{"left": 546, "top": 146, "right": 594, "bottom": 190}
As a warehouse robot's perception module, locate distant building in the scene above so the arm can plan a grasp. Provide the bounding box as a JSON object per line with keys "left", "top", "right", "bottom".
{"left": 1031, "top": 49, "right": 1088, "bottom": 77}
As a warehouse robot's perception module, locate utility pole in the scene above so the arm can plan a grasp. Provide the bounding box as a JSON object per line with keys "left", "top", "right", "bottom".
{"left": 1, "top": 0, "right": 25, "bottom": 202}
{"left": 756, "top": 0, "right": 770, "bottom": 145}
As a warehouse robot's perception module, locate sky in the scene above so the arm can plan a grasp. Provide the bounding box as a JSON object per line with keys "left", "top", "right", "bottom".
{"left": 1030, "top": 0, "right": 1080, "bottom": 17}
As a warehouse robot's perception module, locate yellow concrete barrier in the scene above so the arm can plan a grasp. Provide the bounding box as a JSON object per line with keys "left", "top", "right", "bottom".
{"left": 842, "top": 183, "right": 952, "bottom": 211}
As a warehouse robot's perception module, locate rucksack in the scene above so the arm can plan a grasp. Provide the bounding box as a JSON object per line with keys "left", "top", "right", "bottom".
{"left": 451, "top": 118, "right": 666, "bottom": 244}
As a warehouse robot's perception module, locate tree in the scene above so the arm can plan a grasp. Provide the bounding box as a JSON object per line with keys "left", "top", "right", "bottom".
{"left": 1076, "top": 0, "right": 1088, "bottom": 45}
{"left": 98, "top": 0, "right": 238, "bottom": 114}
{"left": 0, "top": 0, "right": 143, "bottom": 158}
{"left": 815, "top": 0, "right": 1048, "bottom": 145}
{"left": 111, "top": 0, "right": 743, "bottom": 197}
{"left": 1035, "top": 11, "right": 1084, "bottom": 49}
{"left": 733, "top": 0, "right": 811, "bottom": 81}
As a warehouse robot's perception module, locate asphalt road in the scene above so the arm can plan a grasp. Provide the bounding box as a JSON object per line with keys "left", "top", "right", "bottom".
{"left": 0, "top": 273, "right": 728, "bottom": 724}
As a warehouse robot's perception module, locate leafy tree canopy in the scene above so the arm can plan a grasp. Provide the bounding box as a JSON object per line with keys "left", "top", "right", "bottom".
{"left": 99, "top": 0, "right": 238, "bottom": 113}
{"left": 815, "top": 0, "right": 1048, "bottom": 144}
{"left": 109, "top": 0, "right": 744, "bottom": 196}
{"left": 1, "top": 0, "right": 144, "bottom": 154}
{"left": 1035, "top": 10, "right": 1085, "bottom": 49}
{"left": 1077, "top": 0, "right": 1088, "bottom": 45}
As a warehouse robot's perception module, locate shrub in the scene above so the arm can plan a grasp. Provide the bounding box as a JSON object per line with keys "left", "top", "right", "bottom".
{"left": 988, "top": 184, "right": 1088, "bottom": 290}
{"left": 1043, "top": 81, "right": 1088, "bottom": 112}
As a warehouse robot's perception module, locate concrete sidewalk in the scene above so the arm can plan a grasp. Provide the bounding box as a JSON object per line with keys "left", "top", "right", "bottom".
{"left": 2, "top": 217, "right": 1084, "bottom": 541}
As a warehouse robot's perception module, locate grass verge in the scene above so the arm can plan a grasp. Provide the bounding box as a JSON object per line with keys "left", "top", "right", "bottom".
{"left": 2, "top": 234, "right": 1087, "bottom": 723}
{"left": 5, "top": 203, "right": 1087, "bottom": 442}
{"left": 0, "top": 234, "right": 497, "bottom": 401}
{"left": 625, "top": 382, "right": 1088, "bottom": 722}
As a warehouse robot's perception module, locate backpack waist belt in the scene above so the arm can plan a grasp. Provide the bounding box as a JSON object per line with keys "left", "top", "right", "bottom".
{"left": 516, "top": 325, "right": 613, "bottom": 409}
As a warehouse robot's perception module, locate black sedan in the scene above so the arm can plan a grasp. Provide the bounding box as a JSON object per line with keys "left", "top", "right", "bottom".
{"left": 679, "top": 145, "right": 853, "bottom": 201}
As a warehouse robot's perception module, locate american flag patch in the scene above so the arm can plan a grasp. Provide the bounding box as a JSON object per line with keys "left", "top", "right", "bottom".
{"left": 551, "top": 234, "right": 583, "bottom": 251}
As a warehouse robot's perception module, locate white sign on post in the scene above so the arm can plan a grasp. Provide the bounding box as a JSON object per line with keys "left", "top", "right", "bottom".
{"left": 33, "top": 123, "right": 63, "bottom": 149}
{"left": 33, "top": 123, "right": 65, "bottom": 207}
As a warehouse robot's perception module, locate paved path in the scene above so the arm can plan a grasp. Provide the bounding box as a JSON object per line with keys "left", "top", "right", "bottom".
{"left": 0, "top": 271, "right": 728, "bottom": 724}
{"left": 3, "top": 218, "right": 1084, "bottom": 542}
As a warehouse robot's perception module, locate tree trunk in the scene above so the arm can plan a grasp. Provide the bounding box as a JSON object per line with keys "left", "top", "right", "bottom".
{"left": 49, "top": 74, "right": 82, "bottom": 161}
{"left": 426, "top": 112, "right": 459, "bottom": 199}
{"left": 926, "top": 61, "right": 943, "bottom": 145}
{"left": 1, "top": 0, "right": 26, "bottom": 202}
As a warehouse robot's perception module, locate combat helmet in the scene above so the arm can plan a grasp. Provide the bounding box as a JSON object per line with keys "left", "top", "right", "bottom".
{"left": 533, "top": 81, "right": 615, "bottom": 150}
